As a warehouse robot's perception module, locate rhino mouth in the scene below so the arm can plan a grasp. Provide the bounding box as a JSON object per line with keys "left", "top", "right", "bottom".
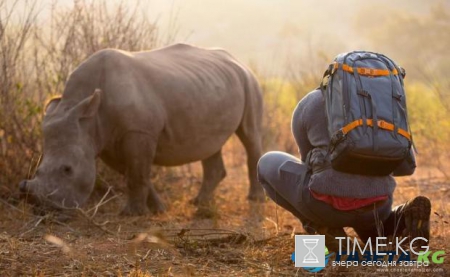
{"left": 19, "top": 180, "right": 68, "bottom": 215}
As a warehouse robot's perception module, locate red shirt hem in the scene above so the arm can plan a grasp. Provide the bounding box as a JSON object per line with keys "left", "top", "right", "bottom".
{"left": 310, "top": 189, "right": 388, "bottom": 211}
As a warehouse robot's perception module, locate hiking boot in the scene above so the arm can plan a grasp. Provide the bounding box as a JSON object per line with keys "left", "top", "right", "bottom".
{"left": 401, "top": 196, "right": 431, "bottom": 243}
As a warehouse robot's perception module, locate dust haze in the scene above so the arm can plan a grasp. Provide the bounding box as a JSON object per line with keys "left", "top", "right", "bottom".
{"left": 25, "top": 0, "right": 446, "bottom": 74}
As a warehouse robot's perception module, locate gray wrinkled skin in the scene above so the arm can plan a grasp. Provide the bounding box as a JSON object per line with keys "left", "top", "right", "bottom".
{"left": 20, "top": 43, "right": 264, "bottom": 215}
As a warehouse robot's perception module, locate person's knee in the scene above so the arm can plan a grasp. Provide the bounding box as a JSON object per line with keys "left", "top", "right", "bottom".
{"left": 257, "top": 152, "right": 277, "bottom": 182}
{"left": 257, "top": 151, "right": 290, "bottom": 185}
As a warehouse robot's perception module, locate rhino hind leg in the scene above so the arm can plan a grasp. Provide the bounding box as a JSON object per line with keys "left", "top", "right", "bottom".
{"left": 120, "top": 133, "right": 166, "bottom": 216}
{"left": 236, "top": 114, "right": 265, "bottom": 202}
{"left": 192, "top": 150, "right": 226, "bottom": 208}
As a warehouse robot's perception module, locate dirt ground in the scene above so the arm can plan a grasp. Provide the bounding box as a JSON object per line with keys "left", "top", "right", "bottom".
{"left": 1, "top": 142, "right": 449, "bottom": 276}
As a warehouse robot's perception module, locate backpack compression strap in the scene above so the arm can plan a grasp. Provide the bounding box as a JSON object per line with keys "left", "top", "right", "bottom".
{"left": 320, "top": 62, "right": 403, "bottom": 90}
{"left": 332, "top": 62, "right": 399, "bottom": 77}
{"left": 341, "top": 119, "right": 412, "bottom": 141}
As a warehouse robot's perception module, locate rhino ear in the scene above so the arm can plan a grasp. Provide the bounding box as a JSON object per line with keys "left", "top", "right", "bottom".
{"left": 74, "top": 88, "right": 102, "bottom": 118}
{"left": 45, "top": 97, "right": 61, "bottom": 115}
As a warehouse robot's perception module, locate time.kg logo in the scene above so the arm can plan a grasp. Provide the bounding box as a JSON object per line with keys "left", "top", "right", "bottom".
{"left": 292, "top": 235, "right": 332, "bottom": 272}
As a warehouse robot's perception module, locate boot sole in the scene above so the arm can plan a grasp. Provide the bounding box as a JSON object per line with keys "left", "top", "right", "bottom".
{"left": 403, "top": 196, "right": 431, "bottom": 241}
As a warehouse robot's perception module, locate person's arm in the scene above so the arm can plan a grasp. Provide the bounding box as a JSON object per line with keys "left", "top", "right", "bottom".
{"left": 291, "top": 99, "right": 313, "bottom": 163}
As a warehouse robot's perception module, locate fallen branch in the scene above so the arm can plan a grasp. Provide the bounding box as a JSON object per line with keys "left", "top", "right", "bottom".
{"left": 75, "top": 208, "right": 117, "bottom": 236}
{"left": 85, "top": 186, "right": 122, "bottom": 218}
{"left": 19, "top": 214, "right": 50, "bottom": 237}
{"left": 252, "top": 233, "right": 291, "bottom": 246}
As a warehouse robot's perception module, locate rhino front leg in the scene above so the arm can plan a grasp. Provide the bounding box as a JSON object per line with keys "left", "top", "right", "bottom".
{"left": 122, "top": 171, "right": 166, "bottom": 215}
{"left": 121, "top": 134, "right": 165, "bottom": 216}
{"left": 146, "top": 182, "right": 166, "bottom": 214}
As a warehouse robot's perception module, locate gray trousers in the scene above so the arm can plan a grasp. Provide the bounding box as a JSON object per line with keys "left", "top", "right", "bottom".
{"left": 257, "top": 151, "right": 403, "bottom": 240}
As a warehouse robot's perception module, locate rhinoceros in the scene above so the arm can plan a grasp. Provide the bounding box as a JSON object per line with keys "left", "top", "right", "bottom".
{"left": 19, "top": 43, "right": 264, "bottom": 215}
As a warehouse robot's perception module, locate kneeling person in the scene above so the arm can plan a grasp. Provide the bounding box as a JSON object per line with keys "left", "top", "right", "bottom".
{"left": 257, "top": 88, "right": 431, "bottom": 250}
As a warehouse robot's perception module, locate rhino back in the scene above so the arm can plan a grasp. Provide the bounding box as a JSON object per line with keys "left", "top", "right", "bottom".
{"left": 59, "top": 44, "right": 255, "bottom": 166}
{"left": 139, "top": 44, "right": 249, "bottom": 164}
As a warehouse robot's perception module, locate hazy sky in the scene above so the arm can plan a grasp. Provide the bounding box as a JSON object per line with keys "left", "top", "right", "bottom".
{"left": 16, "top": 0, "right": 442, "bottom": 72}
{"left": 142, "top": 0, "right": 434, "bottom": 66}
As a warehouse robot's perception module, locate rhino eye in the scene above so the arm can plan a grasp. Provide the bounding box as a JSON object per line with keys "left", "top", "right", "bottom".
{"left": 62, "top": 165, "right": 73, "bottom": 175}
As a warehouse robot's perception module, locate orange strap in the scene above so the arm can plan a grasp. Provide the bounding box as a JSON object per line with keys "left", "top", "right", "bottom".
{"left": 333, "top": 62, "right": 398, "bottom": 77}
{"left": 341, "top": 119, "right": 411, "bottom": 141}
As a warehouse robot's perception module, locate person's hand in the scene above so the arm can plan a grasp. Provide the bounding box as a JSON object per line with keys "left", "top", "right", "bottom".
{"left": 309, "top": 148, "right": 330, "bottom": 174}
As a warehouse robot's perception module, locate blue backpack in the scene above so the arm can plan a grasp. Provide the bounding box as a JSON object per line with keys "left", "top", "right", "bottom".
{"left": 320, "top": 51, "right": 415, "bottom": 176}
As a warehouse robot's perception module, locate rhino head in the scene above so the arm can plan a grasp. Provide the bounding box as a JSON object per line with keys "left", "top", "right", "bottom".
{"left": 19, "top": 89, "right": 101, "bottom": 211}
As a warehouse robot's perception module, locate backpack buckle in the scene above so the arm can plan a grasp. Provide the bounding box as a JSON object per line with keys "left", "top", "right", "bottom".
{"left": 360, "top": 68, "right": 375, "bottom": 76}
{"left": 330, "top": 130, "right": 346, "bottom": 153}
{"left": 377, "top": 120, "right": 388, "bottom": 129}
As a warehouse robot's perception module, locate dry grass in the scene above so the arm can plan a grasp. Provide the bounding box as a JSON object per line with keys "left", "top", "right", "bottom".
{"left": 1, "top": 140, "right": 449, "bottom": 276}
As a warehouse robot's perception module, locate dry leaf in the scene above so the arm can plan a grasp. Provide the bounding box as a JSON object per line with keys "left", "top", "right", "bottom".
{"left": 44, "top": 234, "right": 71, "bottom": 254}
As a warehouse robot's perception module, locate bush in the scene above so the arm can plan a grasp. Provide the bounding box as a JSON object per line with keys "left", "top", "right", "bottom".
{"left": 0, "top": 0, "right": 166, "bottom": 191}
